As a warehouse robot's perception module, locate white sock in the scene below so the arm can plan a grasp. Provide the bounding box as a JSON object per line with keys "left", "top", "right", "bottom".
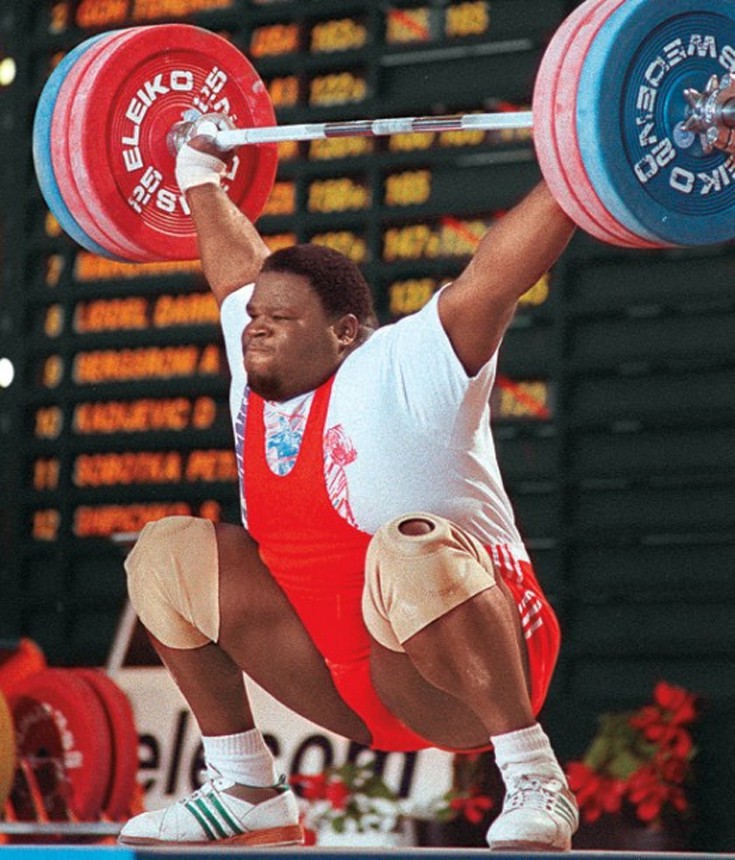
{"left": 202, "top": 729, "right": 278, "bottom": 787}
{"left": 491, "top": 723, "right": 566, "bottom": 784}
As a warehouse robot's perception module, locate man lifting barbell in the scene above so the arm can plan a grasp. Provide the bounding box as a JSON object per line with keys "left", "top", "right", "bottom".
{"left": 119, "top": 125, "right": 578, "bottom": 848}
{"left": 30, "top": 0, "right": 734, "bottom": 849}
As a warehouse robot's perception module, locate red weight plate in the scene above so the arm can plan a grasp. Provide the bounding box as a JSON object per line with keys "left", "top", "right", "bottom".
{"left": 10, "top": 687, "right": 69, "bottom": 821}
{"left": 533, "top": 0, "right": 646, "bottom": 247}
{"left": 9, "top": 755, "right": 68, "bottom": 823}
{"left": 553, "top": 0, "right": 662, "bottom": 248}
{"left": 533, "top": 0, "right": 632, "bottom": 246}
{"left": 0, "top": 638, "right": 46, "bottom": 697}
{"left": 70, "top": 24, "right": 278, "bottom": 261}
{"left": 0, "top": 690, "right": 15, "bottom": 813}
{"left": 10, "top": 669, "right": 113, "bottom": 821}
{"left": 74, "top": 669, "right": 139, "bottom": 821}
{"left": 51, "top": 28, "right": 155, "bottom": 262}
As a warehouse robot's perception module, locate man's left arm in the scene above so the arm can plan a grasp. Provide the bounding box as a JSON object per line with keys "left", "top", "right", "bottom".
{"left": 438, "top": 181, "right": 575, "bottom": 376}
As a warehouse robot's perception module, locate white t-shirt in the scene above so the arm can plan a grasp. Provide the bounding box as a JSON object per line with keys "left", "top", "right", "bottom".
{"left": 221, "top": 285, "right": 527, "bottom": 558}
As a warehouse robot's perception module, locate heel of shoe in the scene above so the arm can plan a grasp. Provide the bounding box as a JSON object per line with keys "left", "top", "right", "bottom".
{"left": 230, "top": 824, "right": 305, "bottom": 846}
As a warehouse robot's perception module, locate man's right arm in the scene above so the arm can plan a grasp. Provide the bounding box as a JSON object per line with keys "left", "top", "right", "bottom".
{"left": 174, "top": 124, "right": 271, "bottom": 307}
{"left": 186, "top": 184, "right": 270, "bottom": 307}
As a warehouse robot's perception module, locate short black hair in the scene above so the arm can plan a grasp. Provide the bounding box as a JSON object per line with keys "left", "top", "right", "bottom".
{"left": 261, "top": 243, "right": 377, "bottom": 328}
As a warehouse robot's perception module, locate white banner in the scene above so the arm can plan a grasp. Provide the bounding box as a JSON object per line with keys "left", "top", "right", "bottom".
{"left": 116, "top": 667, "right": 454, "bottom": 812}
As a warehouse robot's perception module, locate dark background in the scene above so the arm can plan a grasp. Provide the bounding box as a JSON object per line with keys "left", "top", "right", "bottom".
{"left": 0, "top": 0, "right": 733, "bottom": 850}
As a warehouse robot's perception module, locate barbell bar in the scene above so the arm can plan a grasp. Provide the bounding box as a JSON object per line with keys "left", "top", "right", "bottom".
{"left": 209, "top": 90, "right": 735, "bottom": 155}
{"left": 211, "top": 110, "right": 537, "bottom": 149}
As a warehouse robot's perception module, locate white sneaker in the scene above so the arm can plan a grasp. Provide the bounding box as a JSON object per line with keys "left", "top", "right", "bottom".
{"left": 486, "top": 773, "right": 579, "bottom": 851}
{"left": 118, "top": 775, "right": 304, "bottom": 847}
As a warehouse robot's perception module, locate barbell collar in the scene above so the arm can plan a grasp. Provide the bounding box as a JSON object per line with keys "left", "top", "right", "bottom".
{"left": 723, "top": 99, "right": 735, "bottom": 129}
{"left": 682, "top": 73, "right": 735, "bottom": 154}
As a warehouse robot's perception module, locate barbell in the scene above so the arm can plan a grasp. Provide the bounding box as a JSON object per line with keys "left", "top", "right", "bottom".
{"left": 33, "top": 0, "right": 735, "bottom": 262}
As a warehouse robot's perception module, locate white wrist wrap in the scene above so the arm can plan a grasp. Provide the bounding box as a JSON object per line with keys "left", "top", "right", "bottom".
{"left": 175, "top": 143, "right": 226, "bottom": 192}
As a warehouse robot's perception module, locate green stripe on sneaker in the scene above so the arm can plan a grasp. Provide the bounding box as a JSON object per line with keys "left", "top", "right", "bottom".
{"left": 194, "top": 798, "right": 229, "bottom": 839}
{"left": 209, "top": 795, "right": 245, "bottom": 835}
{"left": 184, "top": 802, "right": 217, "bottom": 840}
{"left": 555, "top": 794, "right": 578, "bottom": 828}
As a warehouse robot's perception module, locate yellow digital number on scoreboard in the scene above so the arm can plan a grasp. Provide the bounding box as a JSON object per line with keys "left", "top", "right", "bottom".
{"left": 33, "top": 458, "right": 61, "bottom": 492}
{"left": 310, "top": 18, "right": 368, "bottom": 53}
{"left": 385, "top": 7, "right": 431, "bottom": 44}
{"left": 444, "top": 1, "right": 490, "bottom": 38}
{"left": 309, "top": 137, "right": 374, "bottom": 161}
{"left": 34, "top": 406, "right": 64, "bottom": 440}
{"left": 75, "top": 0, "right": 127, "bottom": 28}
{"left": 267, "top": 76, "right": 300, "bottom": 109}
{"left": 32, "top": 509, "right": 60, "bottom": 542}
{"left": 309, "top": 72, "right": 367, "bottom": 107}
{"left": 310, "top": 232, "right": 367, "bottom": 264}
{"left": 494, "top": 379, "right": 552, "bottom": 421}
{"left": 308, "top": 177, "right": 370, "bottom": 213}
{"left": 250, "top": 23, "right": 300, "bottom": 58}
{"left": 384, "top": 170, "right": 432, "bottom": 207}
{"left": 388, "top": 279, "right": 437, "bottom": 316}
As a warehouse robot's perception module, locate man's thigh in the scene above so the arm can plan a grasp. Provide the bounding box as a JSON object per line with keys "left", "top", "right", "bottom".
{"left": 369, "top": 639, "right": 491, "bottom": 751}
{"left": 214, "top": 523, "right": 371, "bottom": 745}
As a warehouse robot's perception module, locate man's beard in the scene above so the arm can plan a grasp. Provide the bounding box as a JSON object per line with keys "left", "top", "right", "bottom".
{"left": 247, "top": 369, "right": 286, "bottom": 402}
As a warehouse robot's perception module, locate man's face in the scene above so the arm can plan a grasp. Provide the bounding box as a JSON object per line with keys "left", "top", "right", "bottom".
{"left": 242, "top": 270, "right": 346, "bottom": 401}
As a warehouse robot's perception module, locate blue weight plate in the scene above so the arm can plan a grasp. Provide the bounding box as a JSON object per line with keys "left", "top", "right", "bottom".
{"left": 32, "top": 33, "right": 123, "bottom": 259}
{"left": 577, "top": 0, "right": 735, "bottom": 246}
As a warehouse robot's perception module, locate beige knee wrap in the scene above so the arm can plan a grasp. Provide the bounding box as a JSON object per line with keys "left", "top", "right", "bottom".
{"left": 362, "top": 512, "right": 497, "bottom": 652}
{"left": 125, "top": 516, "right": 220, "bottom": 649}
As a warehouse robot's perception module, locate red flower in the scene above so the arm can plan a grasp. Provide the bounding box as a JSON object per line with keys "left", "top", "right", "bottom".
{"left": 653, "top": 682, "right": 697, "bottom": 726}
{"left": 658, "top": 726, "right": 694, "bottom": 759}
{"left": 632, "top": 719, "right": 693, "bottom": 759}
{"left": 291, "top": 773, "right": 328, "bottom": 800}
{"left": 629, "top": 704, "right": 665, "bottom": 735}
{"left": 566, "top": 762, "right": 625, "bottom": 824}
{"left": 448, "top": 791, "right": 494, "bottom": 824}
{"left": 627, "top": 762, "right": 690, "bottom": 822}
{"left": 325, "top": 779, "right": 351, "bottom": 810}
{"left": 656, "top": 755, "right": 688, "bottom": 785}
{"left": 566, "top": 682, "right": 698, "bottom": 827}
{"left": 629, "top": 683, "right": 697, "bottom": 760}
{"left": 628, "top": 764, "right": 668, "bottom": 822}
{"left": 566, "top": 762, "right": 598, "bottom": 798}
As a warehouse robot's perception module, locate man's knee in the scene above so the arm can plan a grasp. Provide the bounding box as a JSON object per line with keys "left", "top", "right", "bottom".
{"left": 362, "top": 512, "right": 497, "bottom": 651}
{"left": 125, "top": 516, "right": 220, "bottom": 649}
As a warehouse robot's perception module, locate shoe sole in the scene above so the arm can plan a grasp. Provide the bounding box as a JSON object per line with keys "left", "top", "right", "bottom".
{"left": 490, "top": 839, "right": 570, "bottom": 852}
{"left": 119, "top": 824, "right": 305, "bottom": 847}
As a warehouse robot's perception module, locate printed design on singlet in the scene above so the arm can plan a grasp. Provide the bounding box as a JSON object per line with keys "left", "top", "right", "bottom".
{"left": 234, "top": 388, "right": 360, "bottom": 527}
{"left": 324, "top": 424, "right": 358, "bottom": 527}
{"left": 490, "top": 544, "right": 545, "bottom": 640}
{"left": 234, "top": 390, "right": 249, "bottom": 525}
{"left": 263, "top": 395, "right": 311, "bottom": 476}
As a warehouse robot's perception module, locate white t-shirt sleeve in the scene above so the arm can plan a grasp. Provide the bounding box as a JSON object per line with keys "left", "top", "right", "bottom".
{"left": 220, "top": 284, "right": 254, "bottom": 421}
{"left": 355, "top": 290, "right": 498, "bottom": 443}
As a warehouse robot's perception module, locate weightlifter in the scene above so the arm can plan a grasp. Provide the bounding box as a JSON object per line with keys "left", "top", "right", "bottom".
{"left": 119, "top": 118, "right": 580, "bottom": 850}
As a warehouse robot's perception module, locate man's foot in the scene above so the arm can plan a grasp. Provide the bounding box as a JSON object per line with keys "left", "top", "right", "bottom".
{"left": 486, "top": 773, "right": 579, "bottom": 851}
{"left": 118, "top": 775, "right": 304, "bottom": 846}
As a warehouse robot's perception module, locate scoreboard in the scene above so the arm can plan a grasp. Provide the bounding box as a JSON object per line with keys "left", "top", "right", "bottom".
{"left": 1, "top": 0, "right": 568, "bottom": 663}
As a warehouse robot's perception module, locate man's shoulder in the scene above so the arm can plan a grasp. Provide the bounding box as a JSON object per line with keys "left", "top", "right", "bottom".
{"left": 351, "top": 297, "right": 440, "bottom": 355}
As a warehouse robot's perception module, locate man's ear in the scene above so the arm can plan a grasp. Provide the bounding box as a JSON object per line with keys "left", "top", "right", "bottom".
{"left": 335, "top": 313, "right": 360, "bottom": 347}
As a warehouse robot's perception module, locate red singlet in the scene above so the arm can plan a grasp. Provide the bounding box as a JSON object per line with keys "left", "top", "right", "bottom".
{"left": 244, "top": 376, "right": 560, "bottom": 752}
